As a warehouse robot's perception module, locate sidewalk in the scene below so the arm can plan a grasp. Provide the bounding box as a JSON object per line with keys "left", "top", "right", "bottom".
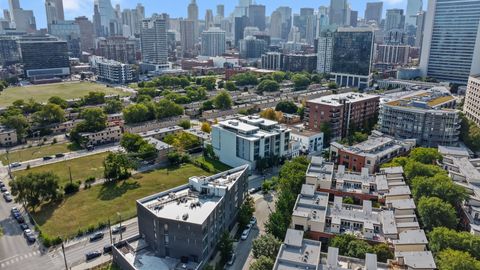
{"left": 71, "top": 255, "right": 112, "bottom": 270}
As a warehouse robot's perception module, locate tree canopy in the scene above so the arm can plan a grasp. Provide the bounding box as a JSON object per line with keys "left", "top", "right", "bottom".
{"left": 213, "top": 91, "right": 233, "bottom": 110}
{"left": 10, "top": 172, "right": 61, "bottom": 211}
{"left": 32, "top": 103, "right": 66, "bottom": 126}
{"left": 232, "top": 72, "right": 258, "bottom": 86}
{"left": 436, "top": 249, "right": 480, "bottom": 270}
{"left": 103, "top": 152, "right": 137, "bottom": 181}
{"left": 275, "top": 101, "right": 298, "bottom": 114}
{"left": 417, "top": 196, "right": 458, "bottom": 231}
{"left": 257, "top": 79, "right": 280, "bottom": 93}
{"left": 292, "top": 74, "right": 311, "bottom": 91}
{"left": 252, "top": 234, "right": 282, "bottom": 260}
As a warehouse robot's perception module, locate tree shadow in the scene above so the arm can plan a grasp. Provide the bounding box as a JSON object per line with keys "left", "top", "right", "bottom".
{"left": 31, "top": 199, "right": 63, "bottom": 227}
{"left": 97, "top": 181, "right": 141, "bottom": 201}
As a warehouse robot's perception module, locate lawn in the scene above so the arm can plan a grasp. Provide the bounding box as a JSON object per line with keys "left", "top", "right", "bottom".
{"left": 0, "top": 82, "right": 130, "bottom": 107}
{"left": 33, "top": 164, "right": 211, "bottom": 238}
{"left": 194, "top": 156, "right": 231, "bottom": 173}
{"left": 13, "top": 152, "right": 109, "bottom": 186}
{"left": 0, "top": 143, "right": 71, "bottom": 164}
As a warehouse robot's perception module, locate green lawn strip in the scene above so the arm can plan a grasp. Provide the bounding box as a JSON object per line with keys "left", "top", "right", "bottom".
{"left": 32, "top": 164, "right": 211, "bottom": 238}
{"left": 194, "top": 156, "right": 232, "bottom": 173}
{"left": 0, "top": 82, "right": 129, "bottom": 107}
{"left": 13, "top": 152, "right": 109, "bottom": 186}
{"left": 0, "top": 143, "right": 71, "bottom": 164}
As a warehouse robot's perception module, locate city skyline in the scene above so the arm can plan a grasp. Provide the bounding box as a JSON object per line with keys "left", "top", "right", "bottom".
{"left": 0, "top": 0, "right": 410, "bottom": 29}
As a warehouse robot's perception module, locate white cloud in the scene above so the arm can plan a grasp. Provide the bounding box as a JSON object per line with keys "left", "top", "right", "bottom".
{"left": 63, "top": 0, "right": 94, "bottom": 12}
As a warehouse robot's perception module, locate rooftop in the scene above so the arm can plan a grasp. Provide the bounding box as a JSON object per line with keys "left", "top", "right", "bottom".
{"left": 393, "top": 230, "right": 428, "bottom": 246}
{"left": 144, "top": 137, "right": 173, "bottom": 151}
{"left": 385, "top": 87, "right": 456, "bottom": 110}
{"left": 139, "top": 126, "right": 183, "bottom": 138}
{"left": 438, "top": 145, "right": 471, "bottom": 158}
{"left": 308, "top": 92, "right": 379, "bottom": 106}
{"left": 306, "top": 157, "right": 335, "bottom": 180}
{"left": 319, "top": 247, "right": 385, "bottom": 270}
{"left": 138, "top": 166, "right": 248, "bottom": 225}
{"left": 292, "top": 185, "right": 329, "bottom": 223}
{"left": 394, "top": 251, "right": 436, "bottom": 269}
{"left": 273, "top": 229, "right": 322, "bottom": 270}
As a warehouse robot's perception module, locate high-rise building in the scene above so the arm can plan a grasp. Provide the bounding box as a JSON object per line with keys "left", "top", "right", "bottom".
{"left": 49, "top": 20, "right": 81, "bottom": 58}
{"left": 248, "top": 5, "right": 266, "bottom": 31}
{"left": 75, "top": 16, "right": 95, "bottom": 53}
{"left": 464, "top": 75, "right": 480, "bottom": 127}
{"left": 180, "top": 19, "right": 196, "bottom": 57}
{"left": 94, "top": 0, "right": 117, "bottom": 37}
{"left": 282, "top": 53, "right": 317, "bottom": 73}
{"left": 316, "top": 6, "right": 330, "bottom": 38}
{"left": 376, "top": 44, "right": 410, "bottom": 65}
{"left": 261, "top": 52, "right": 283, "bottom": 70}
{"left": 329, "top": 0, "right": 349, "bottom": 26}
{"left": 317, "top": 30, "right": 334, "bottom": 74}
{"left": 331, "top": 28, "right": 375, "bottom": 89}
{"left": 293, "top": 8, "right": 316, "bottom": 45}
{"left": 0, "top": 36, "right": 21, "bottom": 66}
{"left": 350, "top": 10, "right": 358, "bottom": 27}
{"left": 188, "top": 0, "right": 199, "bottom": 39}
{"left": 239, "top": 36, "right": 266, "bottom": 59}
{"left": 141, "top": 16, "right": 168, "bottom": 65}
{"left": 420, "top": 0, "right": 480, "bottom": 84}
{"left": 405, "top": 0, "right": 422, "bottom": 29}
{"left": 45, "top": 0, "right": 64, "bottom": 31}
{"left": 12, "top": 9, "right": 36, "bottom": 33}
{"left": 96, "top": 36, "right": 137, "bottom": 64}
{"left": 122, "top": 8, "right": 143, "bottom": 37}
{"left": 385, "top": 9, "right": 405, "bottom": 31}
{"left": 201, "top": 27, "right": 225, "bottom": 57}
{"left": 217, "top": 5, "right": 225, "bottom": 18}
{"left": 19, "top": 35, "right": 70, "bottom": 78}
{"left": 205, "top": 9, "right": 214, "bottom": 30}
{"left": 364, "top": 2, "right": 383, "bottom": 24}
{"left": 269, "top": 11, "right": 283, "bottom": 39}
{"left": 234, "top": 16, "right": 249, "bottom": 46}
{"left": 415, "top": 11, "right": 426, "bottom": 48}
{"left": 8, "top": 0, "right": 20, "bottom": 23}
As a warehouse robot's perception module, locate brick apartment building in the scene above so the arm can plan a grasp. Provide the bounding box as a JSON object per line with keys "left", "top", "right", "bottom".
{"left": 305, "top": 92, "right": 380, "bottom": 141}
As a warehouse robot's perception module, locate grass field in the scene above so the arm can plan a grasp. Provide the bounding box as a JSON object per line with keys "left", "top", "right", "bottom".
{"left": 13, "top": 152, "right": 109, "bottom": 186}
{"left": 33, "top": 164, "right": 211, "bottom": 238}
{"left": 0, "top": 143, "right": 71, "bottom": 164}
{"left": 194, "top": 156, "right": 231, "bottom": 173}
{"left": 0, "top": 82, "right": 130, "bottom": 107}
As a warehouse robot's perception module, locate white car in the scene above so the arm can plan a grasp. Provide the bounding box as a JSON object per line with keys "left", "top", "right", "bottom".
{"left": 250, "top": 217, "right": 257, "bottom": 226}
{"left": 241, "top": 229, "right": 250, "bottom": 240}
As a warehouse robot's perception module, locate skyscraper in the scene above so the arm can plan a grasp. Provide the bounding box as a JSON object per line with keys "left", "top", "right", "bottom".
{"left": 141, "top": 16, "right": 168, "bottom": 65}
{"left": 269, "top": 11, "right": 283, "bottom": 39}
{"left": 8, "top": 0, "right": 20, "bottom": 21}
{"left": 94, "top": 0, "right": 117, "bottom": 37}
{"left": 293, "top": 8, "right": 315, "bottom": 44}
{"left": 180, "top": 19, "right": 196, "bottom": 57}
{"left": 405, "top": 0, "right": 422, "bottom": 28}
{"left": 217, "top": 5, "right": 225, "bottom": 18}
{"left": 75, "top": 16, "right": 95, "bottom": 53}
{"left": 234, "top": 16, "right": 249, "bottom": 46}
{"left": 317, "top": 30, "right": 334, "bottom": 74}
{"left": 205, "top": 9, "right": 214, "bottom": 29}
{"left": 45, "top": 0, "right": 64, "bottom": 30}
{"left": 350, "top": 10, "right": 358, "bottom": 27}
{"left": 364, "top": 2, "right": 383, "bottom": 24}
{"left": 329, "top": 0, "right": 349, "bottom": 26}
{"left": 385, "top": 9, "right": 405, "bottom": 31}
{"left": 201, "top": 27, "right": 226, "bottom": 57}
{"left": 188, "top": 0, "right": 199, "bottom": 39}
{"left": 248, "top": 5, "right": 266, "bottom": 31}
{"left": 316, "top": 6, "right": 330, "bottom": 37}
{"left": 420, "top": 0, "right": 480, "bottom": 84}
{"left": 276, "top": 6, "right": 292, "bottom": 40}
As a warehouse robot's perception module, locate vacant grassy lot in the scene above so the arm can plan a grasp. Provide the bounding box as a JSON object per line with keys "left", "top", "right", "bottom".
{"left": 33, "top": 164, "right": 210, "bottom": 238}
{"left": 13, "top": 152, "right": 109, "bottom": 186}
{"left": 0, "top": 143, "right": 71, "bottom": 164}
{"left": 194, "top": 156, "right": 231, "bottom": 173}
{"left": 0, "top": 82, "right": 129, "bottom": 107}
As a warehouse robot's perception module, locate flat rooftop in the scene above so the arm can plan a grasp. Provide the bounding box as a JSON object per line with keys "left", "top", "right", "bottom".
{"left": 139, "top": 126, "right": 182, "bottom": 138}
{"left": 385, "top": 87, "right": 456, "bottom": 109}
{"left": 306, "top": 157, "right": 335, "bottom": 179}
{"left": 139, "top": 166, "right": 248, "bottom": 225}
{"left": 393, "top": 230, "right": 428, "bottom": 246}
{"left": 308, "top": 92, "right": 379, "bottom": 106}
{"left": 274, "top": 229, "right": 322, "bottom": 270}
{"left": 451, "top": 157, "right": 480, "bottom": 184}
{"left": 293, "top": 185, "right": 329, "bottom": 223}
{"left": 438, "top": 145, "right": 471, "bottom": 158}
{"left": 394, "top": 251, "right": 436, "bottom": 269}
{"left": 218, "top": 120, "right": 259, "bottom": 133}
{"left": 144, "top": 137, "right": 172, "bottom": 151}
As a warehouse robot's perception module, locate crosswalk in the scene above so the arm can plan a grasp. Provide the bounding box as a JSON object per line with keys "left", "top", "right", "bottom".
{"left": 0, "top": 251, "right": 40, "bottom": 268}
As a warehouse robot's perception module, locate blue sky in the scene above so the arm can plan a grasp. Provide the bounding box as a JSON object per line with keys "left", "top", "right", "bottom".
{"left": 0, "top": 0, "right": 410, "bottom": 29}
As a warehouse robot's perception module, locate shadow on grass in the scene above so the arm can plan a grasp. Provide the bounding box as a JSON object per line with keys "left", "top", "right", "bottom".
{"left": 97, "top": 181, "right": 141, "bottom": 201}
{"left": 31, "top": 199, "right": 63, "bottom": 227}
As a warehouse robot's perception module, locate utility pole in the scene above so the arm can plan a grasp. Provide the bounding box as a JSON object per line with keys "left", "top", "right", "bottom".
{"left": 68, "top": 166, "right": 72, "bottom": 184}
{"left": 117, "top": 212, "right": 123, "bottom": 241}
{"left": 108, "top": 219, "right": 113, "bottom": 244}
{"left": 6, "top": 149, "right": 12, "bottom": 179}
{"left": 61, "top": 242, "right": 68, "bottom": 270}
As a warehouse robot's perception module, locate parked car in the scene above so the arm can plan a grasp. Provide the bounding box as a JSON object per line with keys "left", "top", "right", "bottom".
{"left": 249, "top": 187, "right": 261, "bottom": 194}
{"left": 89, "top": 232, "right": 104, "bottom": 242}
{"left": 0, "top": 181, "right": 5, "bottom": 187}
{"left": 85, "top": 251, "right": 102, "bottom": 261}
{"left": 3, "top": 192, "right": 13, "bottom": 202}
{"left": 0, "top": 186, "right": 7, "bottom": 192}
{"left": 43, "top": 156, "right": 53, "bottom": 161}
{"left": 112, "top": 225, "right": 126, "bottom": 234}
{"left": 241, "top": 229, "right": 250, "bottom": 240}
{"left": 25, "top": 232, "right": 36, "bottom": 243}
{"left": 10, "top": 162, "right": 21, "bottom": 168}
{"left": 55, "top": 153, "right": 65, "bottom": 158}
{"left": 250, "top": 217, "right": 257, "bottom": 226}
{"left": 103, "top": 244, "right": 113, "bottom": 253}
{"left": 15, "top": 214, "right": 25, "bottom": 224}
{"left": 226, "top": 253, "right": 236, "bottom": 266}
{"left": 11, "top": 207, "right": 20, "bottom": 215}
{"left": 20, "top": 223, "right": 29, "bottom": 231}
{"left": 23, "top": 229, "right": 32, "bottom": 237}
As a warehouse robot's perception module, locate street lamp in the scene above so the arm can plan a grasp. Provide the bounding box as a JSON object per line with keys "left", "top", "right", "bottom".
{"left": 117, "top": 212, "right": 123, "bottom": 241}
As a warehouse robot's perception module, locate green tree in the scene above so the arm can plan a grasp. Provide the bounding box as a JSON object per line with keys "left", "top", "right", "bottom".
{"left": 257, "top": 79, "right": 280, "bottom": 93}
{"left": 83, "top": 92, "right": 106, "bottom": 105}
{"left": 103, "top": 152, "right": 136, "bottom": 181}
{"left": 104, "top": 99, "right": 124, "bottom": 114}
{"left": 330, "top": 234, "right": 358, "bottom": 255}
{"left": 120, "top": 133, "right": 145, "bottom": 152}
{"left": 272, "top": 71, "right": 286, "bottom": 83}
{"left": 410, "top": 148, "right": 442, "bottom": 164}
{"left": 201, "top": 77, "right": 217, "bottom": 91}
{"left": 80, "top": 107, "right": 107, "bottom": 132}
{"left": 437, "top": 249, "right": 480, "bottom": 270}
{"left": 275, "top": 101, "right": 298, "bottom": 114}
{"left": 225, "top": 81, "right": 237, "bottom": 91}
{"left": 345, "top": 240, "right": 372, "bottom": 259}
{"left": 201, "top": 100, "right": 214, "bottom": 111}
{"left": 250, "top": 256, "right": 274, "bottom": 270}
{"left": 265, "top": 211, "right": 289, "bottom": 239}
{"left": 1, "top": 114, "right": 29, "bottom": 141}
{"left": 417, "top": 197, "right": 458, "bottom": 231}
{"left": 164, "top": 132, "right": 200, "bottom": 151}
{"left": 123, "top": 103, "right": 152, "bottom": 124}
{"left": 238, "top": 195, "right": 255, "bottom": 230}
{"left": 328, "top": 82, "right": 338, "bottom": 89}
{"left": 178, "top": 120, "right": 191, "bottom": 129}
{"left": 428, "top": 227, "right": 480, "bottom": 259}
{"left": 342, "top": 196, "right": 354, "bottom": 204}
{"left": 297, "top": 106, "right": 305, "bottom": 120}
{"left": 252, "top": 234, "right": 282, "bottom": 259}
{"left": 218, "top": 231, "right": 233, "bottom": 263}
{"left": 232, "top": 72, "right": 258, "bottom": 86}
{"left": 412, "top": 174, "right": 467, "bottom": 206}
{"left": 9, "top": 172, "right": 60, "bottom": 211}
{"left": 320, "top": 122, "right": 332, "bottom": 146}
{"left": 186, "top": 87, "right": 207, "bottom": 102}
{"left": 213, "top": 91, "right": 233, "bottom": 110}
{"left": 371, "top": 243, "right": 393, "bottom": 263}
{"left": 292, "top": 74, "right": 311, "bottom": 90}
{"left": 155, "top": 99, "right": 184, "bottom": 119}
{"left": 137, "top": 88, "right": 158, "bottom": 98}
{"left": 217, "top": 80, "right": 225, "bottom": 89}
{"left": 201, "top": 122, "right": 212, "bottom": 133}
{"left": 48, "top": 96, "right": 68, "bottom": 109}
{"left": 32, "top": 103, "right": 66, "bottom": 126}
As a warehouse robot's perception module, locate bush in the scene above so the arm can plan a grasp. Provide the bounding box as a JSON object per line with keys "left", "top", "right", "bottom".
{"left": 64, "top": 182, "right": 80, "bottom": 195}
{"left": 52, "top": 138, "right": 57, "bottom": 144}
{"left": 85, "top": 177, "right": 95, "bottom": 184}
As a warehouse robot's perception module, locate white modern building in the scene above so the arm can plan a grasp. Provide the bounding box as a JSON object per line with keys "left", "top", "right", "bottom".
{"left": 201, "top": 27, "right": 226, "bottom": 57}
{"left": 289, "top": 126, "right": 324, "bottom": 156}
{"left": 140, "top": 16, "right": 168, "bottom": 65}
{"left": 261, "top": 52, "right": 282, "bottom": 70}
{"left": 93, "top": 57, "right": 137, "bottom": 84}
{"left": 419, "top": 0, "right": 480, "bottom": 84}
{"left": 464, "top": 75, "right": 480, "bottom": 127}
{"left": 211, "top": 116, "right": 291, "bottom": 170}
